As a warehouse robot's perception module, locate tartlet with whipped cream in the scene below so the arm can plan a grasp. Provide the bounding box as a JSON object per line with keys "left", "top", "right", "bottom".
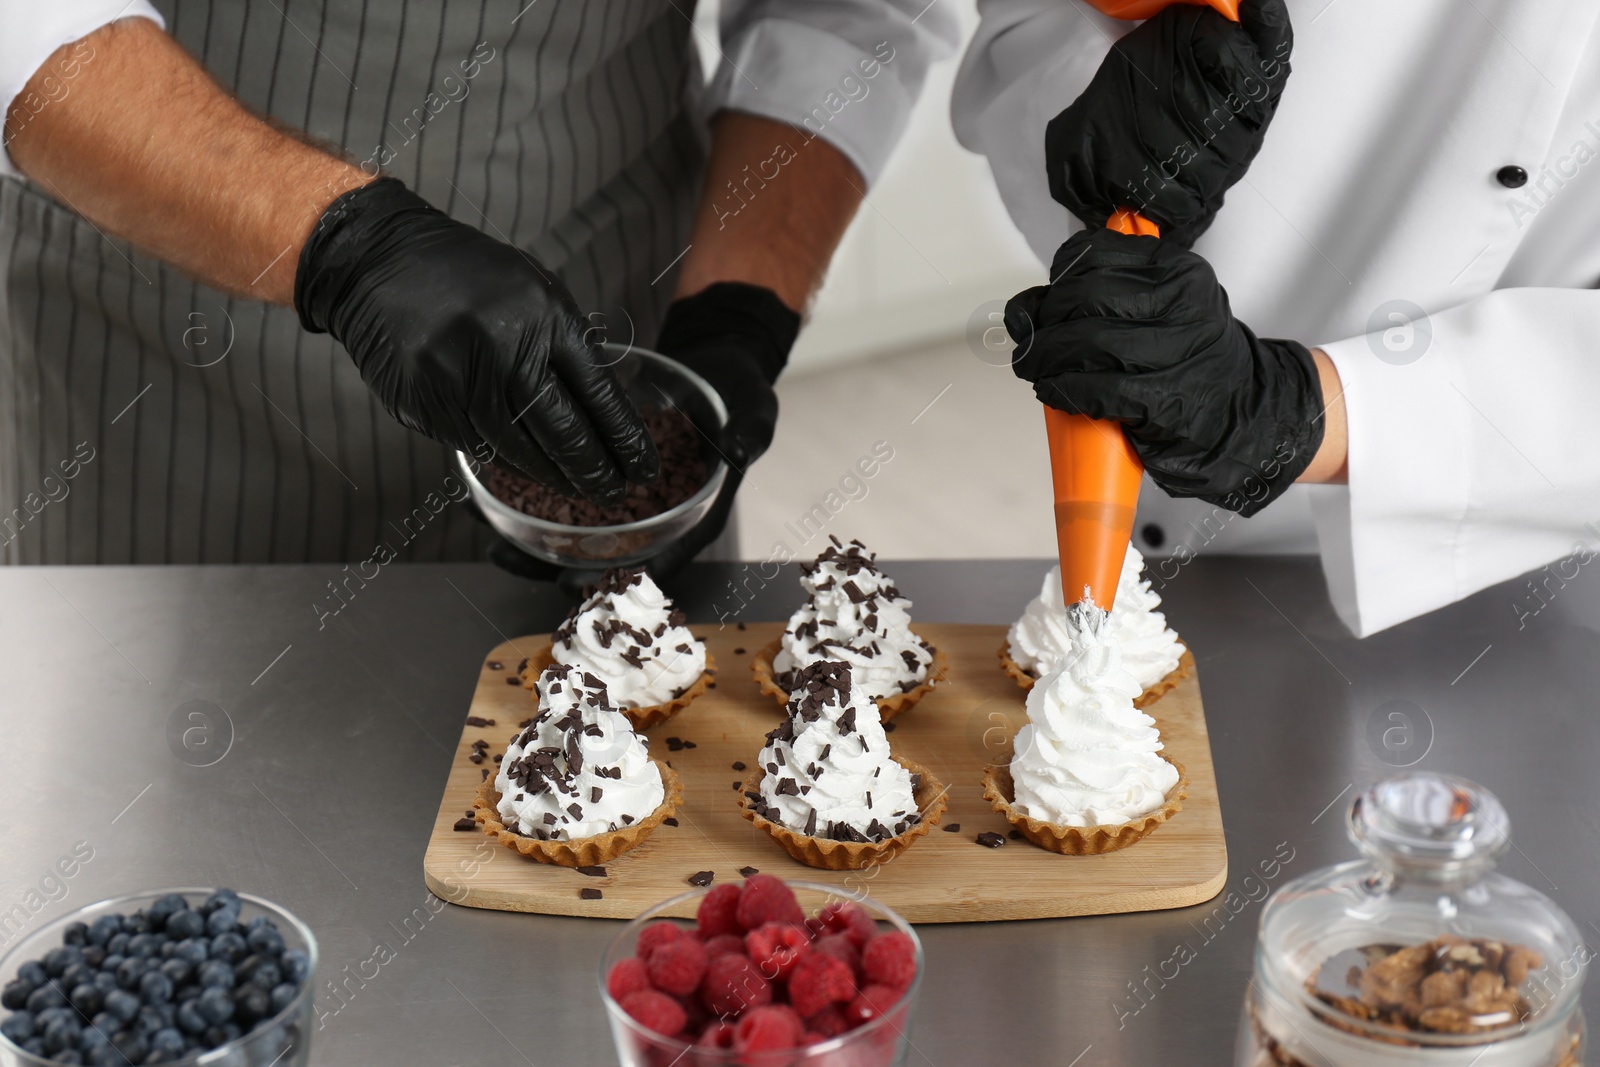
{"left": 751, "top": 537, "right": 945, "bottom": 721}
{"left": 738, "top": 660, "right": 945, "bottom": 870}
{"left": 477, "top": 663, "right": 682, "bottom": 866}
{"left": 984, "top": 599, "right": 1186, "bottom": 855}
{"left": 521, "top": 567, "right": 713, "bottom": 729}
{"left": 999, "top": 545, "right": 1192, "bottom": 709}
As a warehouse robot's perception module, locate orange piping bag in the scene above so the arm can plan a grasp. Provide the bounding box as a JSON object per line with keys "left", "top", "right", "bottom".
{"left": 1043, "top": 0, "right": 1240, "bottom": 612}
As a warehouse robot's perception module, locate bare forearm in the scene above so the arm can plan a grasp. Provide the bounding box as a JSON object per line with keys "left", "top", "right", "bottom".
{"left": 673, "top": 112, "right": 863, "bottom": 314}
{"left": 4, "top": 18, "right": 367, "bottom": 304}
{"left": 1298, "top": 348, "right": 1349, "bottom": 483}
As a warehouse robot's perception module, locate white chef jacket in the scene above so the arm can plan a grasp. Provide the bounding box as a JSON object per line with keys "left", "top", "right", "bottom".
{"left": 0, "top": 1, "right": 957, "bottom": 186}
{"left": 953, "top": 0, "right": 1600, "bottom": 637}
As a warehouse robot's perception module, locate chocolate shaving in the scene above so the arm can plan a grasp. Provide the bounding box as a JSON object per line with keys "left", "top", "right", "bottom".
{"left": 687, "top": 871, "right": 715, "bottom": 887}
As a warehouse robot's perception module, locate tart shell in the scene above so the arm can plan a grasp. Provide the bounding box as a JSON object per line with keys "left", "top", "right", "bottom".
{"left": 981, "top": 754, "right": 1186, "bottom": 856}
{"left": 474, "top": 760, "right": 682, "bottom": 867}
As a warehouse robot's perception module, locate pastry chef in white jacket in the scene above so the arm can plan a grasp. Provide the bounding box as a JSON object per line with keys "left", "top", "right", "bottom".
{"left": 954, "top": 0, "right": 1600, "bottom": 637}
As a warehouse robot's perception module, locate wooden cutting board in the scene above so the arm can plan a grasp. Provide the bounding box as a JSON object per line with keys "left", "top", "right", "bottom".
{"left": 423, "top": 622, "right": 1227, "bottom": 922}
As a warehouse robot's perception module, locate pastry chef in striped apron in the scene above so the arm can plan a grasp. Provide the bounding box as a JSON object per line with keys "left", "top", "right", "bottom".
{"left": 0, "top": 1, "right": 955, "bottom": 571}
{"left": 955, "top": 0, "right": 1600, "bottom": 636}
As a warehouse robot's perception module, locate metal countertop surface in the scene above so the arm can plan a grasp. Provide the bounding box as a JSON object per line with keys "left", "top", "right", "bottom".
{"left": 3, "top": 557, "right": 1597, "bottom": 1066}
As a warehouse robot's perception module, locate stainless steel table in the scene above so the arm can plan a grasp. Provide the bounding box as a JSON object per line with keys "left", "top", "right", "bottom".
{"left": 4, "top": 558, "right": 1597, "bottom": 1066}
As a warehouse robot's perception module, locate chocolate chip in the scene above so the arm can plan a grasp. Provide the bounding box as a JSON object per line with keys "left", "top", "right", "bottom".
{"left": 487, "top": 661, "right": 504, "bottom": 671}
{"left": 687, "top": 871, "right": 715, "bottom": 887}
{"left": 732, "top": 781, "right": 742, "bottom": 790}
{"left": 738, "top": 867, "right": 759, "bottom": 877}
{"left": 733, "top": 647, "right": 746, "bottom": 655}
{"left": 942, "top": 823, "right": 961, "bottom": 833}
{"left": 468, "top": 753, "right": 485, "bottom": 764}
{"left": 663, "top": 817, "right": 679, "bottom": 827}
{"left": 480, "top": 769, "right": 490, "bottom": 781}
{"left": 1009, "top": 829, "right": 1024, "bottom": 840}
{"left": 452, "top": 817, "right": 476, "bottom": 832}
{"left": 976, "top": 832, "right": 1007, "bottom": 848}
{"left": 576, "top": 865, "right": 607, "bottom": 878}
{"left": 465, "top": 716, "right": 494, "bottom": 727}
{"left": 518, "top": 717, "right": 533, "bottom": 728}
{"left": 883, "top": 720, "right": 897, "bottom": 733}
{"left": 504, "top": 676, "right": 520, "bottom": 686}
{"left": 464, "top": 810, "right": 474, "bottom": 818}
{"left": 579, "top": 888, "right": 603, "bottom": 900}
{"left": 732, "top": 761, "right": 746, "bottom": 771}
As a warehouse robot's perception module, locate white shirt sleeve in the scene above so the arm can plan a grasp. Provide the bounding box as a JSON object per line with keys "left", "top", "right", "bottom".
{"left": 1311, "top": 289, "right": 1600, "bottom": 637}
{"left": 704, "top": 0, "right": 960, "bottom": 187}
{"left": 0, "top": 1, "right": 165, "bottom": 179}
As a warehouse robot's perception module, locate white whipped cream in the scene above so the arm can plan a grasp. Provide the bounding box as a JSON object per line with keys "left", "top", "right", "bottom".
{"left": 773, "top": 538, "right": 931, "bottom": 704}
{"left": 1007, "top": 546, "right": 1184, "bottom": 692}
{"left": 552, "top": 568, "right": 706, "bottom": 709}
{"left": 496, "top": 664, "right": 664, "bottom": 840}
{"left": 1009, "top": 601, "right": 1179, "bottom": 827}
{"left": 751, "top": 660, "right": 920, "bottom": 843}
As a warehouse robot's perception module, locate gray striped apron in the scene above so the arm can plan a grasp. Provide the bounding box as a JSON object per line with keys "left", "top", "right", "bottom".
{"left": 0, "top": 0, "right": 705, "bottom": 564}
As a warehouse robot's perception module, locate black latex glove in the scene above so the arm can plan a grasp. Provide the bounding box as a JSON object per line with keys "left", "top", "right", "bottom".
{"left": 295, "top": 177, "right": 657, "bottom": 502}
{"left": 1006, "top": 228, "right": 1322, "bottom": 515}
{"left": 480, "top": 282, "right": 798, "bottom": 590}
{"left": 645, "top": 281, "right": 799, "bottom": 577}
{"left": 1046, "top": 0, "right": 1293, "bottom": 247}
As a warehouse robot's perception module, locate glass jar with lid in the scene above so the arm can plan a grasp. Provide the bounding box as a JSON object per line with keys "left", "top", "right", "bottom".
{"left": 1237, "top": 772, "right": 1588, "bottom": 1067}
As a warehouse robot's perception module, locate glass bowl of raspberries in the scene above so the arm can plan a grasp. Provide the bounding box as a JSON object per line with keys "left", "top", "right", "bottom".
{"left": 600, "top": 875, "right": 923, "bottom": 1066}
{"left": 0, "top": 887, "right": 316, "bottom": 1067}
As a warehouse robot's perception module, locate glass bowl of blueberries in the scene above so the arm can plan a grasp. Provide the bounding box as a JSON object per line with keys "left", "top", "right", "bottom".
{"left": 0, "top": 888, "right": 315, "bottom": 1066}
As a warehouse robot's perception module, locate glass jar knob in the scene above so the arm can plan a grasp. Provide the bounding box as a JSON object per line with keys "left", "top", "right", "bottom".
{"left": 1348, "top": 772, "right": 1511, "bottom": 880}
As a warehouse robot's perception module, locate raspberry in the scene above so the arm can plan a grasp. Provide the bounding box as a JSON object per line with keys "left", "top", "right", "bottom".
{"left": 802, "top": 1032, "right": 826, "bottom": 1047}
{"left": 696, "top": 883, "right": 743, "bottom": 938}
{"left": 636, "top": 921, "right": 684, "bottom": 962}
{"left": 620, "top": 990, "right": 687, "bottom": 1037}
{"left": 733, "top": 1005, "right": 803, "bottom": 1054}
{"left": 861, "top": 931, "right": 917, "bottom": 989}
{"left": 647, "top": 938, "right": 708, "bottom": 997}
{"left": 805, "top": 1004, "right": 849, "bottom": 1038}
{"left": 699, "top": 953, "right": 773, "bottom": 1017}
{"left": 814, "top": 901, "right": 877, "bottom": 948}
{"left": 735, "top": 874, "right": 803, "bottom": 931}
{"left": 702, "top": 934, "right": 745, "bottom": 959}
{"left": 744, "top": 922, "right": 810, "bottom": 982}
{"left": 788, "top": 952, "right": 857, "bottom": 1018}
{"left": 843, "top": 984, "right": 903, "bottom": 1028}
{"left": 680, "top": 992, "right": 709, "bottom": 1034}
{"left": 606, "top": 957, "right": 651, "bottom": 1002}
{"left": 696, "top": 1022, "right": 735, "bottom": 1049}
{"left": 811, "top": 932, "right": 861, "bottom": 978}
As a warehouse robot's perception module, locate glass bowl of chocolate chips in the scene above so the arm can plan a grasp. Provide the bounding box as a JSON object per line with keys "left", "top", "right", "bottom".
{"left": 458, "top": 344, "right": 728, "bottom": 569}
{"left": 1237, "top": 772, "right": 1587, "bottom": 1067}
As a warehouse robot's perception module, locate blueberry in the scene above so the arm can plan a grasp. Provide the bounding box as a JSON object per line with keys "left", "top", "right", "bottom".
{"left": 174, "top": 939, "right": 208, "bottom": 968}
{"left": 199, "top": 890, "right": 240, "bottom": 916}
{"left": 205, "top": 908, "right": 241, "bottom": 938}
{"left": 103, "top": 989, "right": 141, "bottom": 1023}
{"left": 195, "top": 988, "right": 232, "bottom": 1026}
{"left": 110, "top": 1029, "right": 147, "bottom": 1063}
{"left": 246, "top": 927, "right": 284, "bottom": 956}
{"left": 16, "top": 961, "right": 47, "bottom": 986}
{"left": 268, "top": 983, "right": 299, "bottom": 1015}
{"left": 62, "top": 922, "right": 89, "bottom": 947}
{"left": 209, "top": 933, "right": 246, "bottom": 964}
{"left": 106, "top": 933, "right": 130, "bottom": 957}
{"left": 127, "top": 934, "right": 163, "bottom": 960}
{"left": 157, "top": 959, "right": 191, "bottom": 986}
{"left": 80, "top": 945, "right": 106, "bottom": 970}
{"left": 42, "top": 1017, "right": 81, "bottom": 1053}
{"left": 0, "top": 1010, "right": 36, "bottom": 1041}
{"left": 88, "top": 1011, "right": 115, "bottom": 1034}
{"left": 92, "top": 972, "right": 119, "bottom": 994}
{"left": 100, "top": 954, "right": 125, "bottom": 975}
{"left": 196, "top": 960, "right": 233, "bottom": 989}
{"left": 280, "top": 949, "right": 309, "bottom": 984}
{"left": 247, "top": 960, "right": 282, "bottom": 991}
{"left": 69, "top": 982, "right": 105, "bottom": 1016}
{"left": 26, "top": 983, "right": 67, "bottom": 1012}
{"left": 62, "top": 963, "right": 94, "bottom": 991}
{"left": 53, "top": 1050, "right": 84, "bottom": 1065}
{"left": 163, "top": 910, "right": 204, "bottom": 941}
{"left": 21, "top": 1035, "right": 45, "bottom": 1055}
{"left": 158, "top": 942, "right": 177, "bottom": 960}
{"left": 115, "top": 957, "right": 147, "bottom": 990}
{"left": 147, "top": 895, "right": 187, "bottom": 923}
{"left": 87, "top": 917, "right": 120, "bottom": 947}
{"left": 174, "top": 984, "right": 200, "bottom": 1003}
{"left": 232, "top": 985, "right": 270, "bottom": 1026}
{"left": 87, "top": 1045, "right": 125, "bottom": 1066}
{"left": 174, "top": 999, "right": 207, "bottom": 1036}
{"left": 1, "top": 979, "right": 32, "bottom": 1010}
{"left": 244, "top": 915, "right": 277, "bottom": 934}
{"left": 44, "top": 946, "right": 84, "bottom": 977}
{"left": 138, "top": 971, "right": 173, "bottom": 1004}
{"left": 133, "top": 1005, "right": 167, "bottom": 1037}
